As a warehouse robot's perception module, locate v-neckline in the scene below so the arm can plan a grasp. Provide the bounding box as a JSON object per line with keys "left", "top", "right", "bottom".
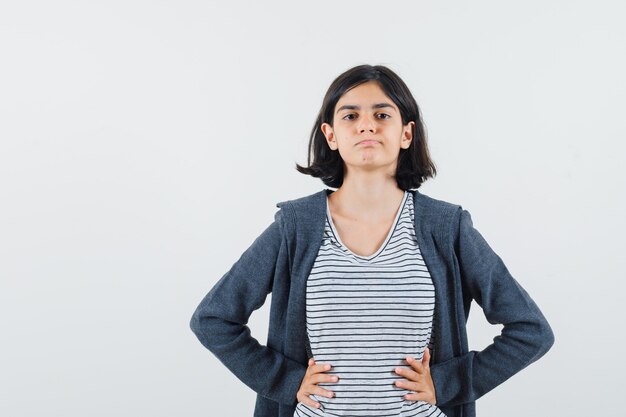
{"left": 325, "top": 191, "right": 408, "bottom": 260}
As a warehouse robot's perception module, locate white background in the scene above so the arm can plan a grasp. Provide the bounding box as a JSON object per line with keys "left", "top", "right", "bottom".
{"left": 1, "top": 1, "right": 624, "bottom": 416}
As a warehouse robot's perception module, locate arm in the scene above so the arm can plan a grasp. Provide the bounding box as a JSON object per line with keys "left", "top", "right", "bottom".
{"left": 430, "top": 208, "right": 555, "bottom": 407}
{"left": 189, "top": 208, "right": 307, "bottom": 406}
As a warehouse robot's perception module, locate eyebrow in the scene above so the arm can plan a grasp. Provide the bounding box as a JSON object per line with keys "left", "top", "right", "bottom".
{"left": 335, "top": 102, "right": 396, "bottom": 114}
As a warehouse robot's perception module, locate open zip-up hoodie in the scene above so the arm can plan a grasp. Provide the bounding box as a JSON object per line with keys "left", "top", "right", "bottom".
{"left": 190, "top": 188, "right": 555, "bottom": 417}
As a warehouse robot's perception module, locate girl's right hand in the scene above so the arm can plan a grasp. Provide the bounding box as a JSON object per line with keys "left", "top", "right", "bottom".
{"left": 296, "top": 358, "right": 339, "bottom": 409}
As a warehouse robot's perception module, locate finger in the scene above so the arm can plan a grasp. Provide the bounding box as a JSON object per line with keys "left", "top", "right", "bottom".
{"left": 394, "top": 365, "right": 420, "bottom": 382}
{"left": 311, "top": 384, "right": 336, "bottom": 399}
{"left": 406, "top": 356, "right": 425, "bottom": 374}
{"left": 395, "top": 378, "right": 420, "bottom": 393}
{"left": 299, "top": 393, "right": 322, "bottom": 409}
{"left": 312, "top": 372, "right": 339, "bottom": 385}
{"left": 405, "top": 390, "right": 433, "bottom": 404}
{"left": 311, "top": 362, "right": 333, "bottom": 375}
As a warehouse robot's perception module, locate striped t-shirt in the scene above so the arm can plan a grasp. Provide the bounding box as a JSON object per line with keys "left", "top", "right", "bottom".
{"left": 293, "top": 191, "right": 447, "bottom": 417}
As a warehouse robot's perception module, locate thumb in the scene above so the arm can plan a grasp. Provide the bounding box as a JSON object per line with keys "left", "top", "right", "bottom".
{"left": 422, "top": 347, "right": 431, "bottom": 369}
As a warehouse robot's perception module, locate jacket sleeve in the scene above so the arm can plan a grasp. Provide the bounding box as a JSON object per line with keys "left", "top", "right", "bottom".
{"left": 430, "top": 208, "right": 555, "bottom": 407}
{"left": 189, "top": 207, "right": 307, "bottom": 406}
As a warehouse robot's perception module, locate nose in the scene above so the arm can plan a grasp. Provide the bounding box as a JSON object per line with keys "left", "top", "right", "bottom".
{"left": 357, "top": 113, "right": 376, "bottom": 133}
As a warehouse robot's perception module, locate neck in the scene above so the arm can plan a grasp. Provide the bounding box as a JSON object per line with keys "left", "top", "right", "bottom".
{"left": 329, "top": 173, "right": 405, "bottom": 221}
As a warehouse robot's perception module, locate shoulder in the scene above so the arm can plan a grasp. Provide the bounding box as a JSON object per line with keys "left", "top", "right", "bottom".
{"left": 411, "top": 188, "right": 464, "bottom": 226}
{"left": 274, "top": 189, "right": 327, "bottom": 219}
{"left": 275, "top": 189, "right": 326, "bottom": 209}
{"left": 410, "top": 189, "right": 488, "bottom": 246}
{"left": 272, "top": 189, "right": 328, "bottom": 235}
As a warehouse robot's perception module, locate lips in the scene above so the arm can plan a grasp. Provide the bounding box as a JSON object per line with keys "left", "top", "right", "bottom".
{"left": 357, "top": 140, "right": 380, "bottom": 146}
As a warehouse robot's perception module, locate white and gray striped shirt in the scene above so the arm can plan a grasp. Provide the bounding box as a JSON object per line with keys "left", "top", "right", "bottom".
{"left": 293, "top": 191, "right": 447, "bottom": 417}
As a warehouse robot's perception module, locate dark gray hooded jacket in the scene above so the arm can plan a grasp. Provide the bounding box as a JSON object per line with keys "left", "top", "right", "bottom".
{"left": 190, "top": 188, "right": 555, "bottom": 417}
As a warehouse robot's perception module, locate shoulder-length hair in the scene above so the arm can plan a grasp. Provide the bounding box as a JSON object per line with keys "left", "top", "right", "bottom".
{"left": 295, "top": 64, "right": 437, "bottom": 190}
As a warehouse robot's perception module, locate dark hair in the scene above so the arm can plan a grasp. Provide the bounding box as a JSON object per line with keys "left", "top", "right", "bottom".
{"left": 295, "top": 64, "right": 437, "bottom": 190}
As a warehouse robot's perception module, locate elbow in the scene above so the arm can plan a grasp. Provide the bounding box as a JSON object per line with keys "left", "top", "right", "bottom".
{"left": 189, "top": 311, "right": 200, "bottom": 336}
{"left": 189, "top": 309, "right": 214, "bottom": 345}
{"left": 540, "top": 320, "right": 555, "bottom": 355}
{"left": 529, "top": 317, "right": 555, "bottom": 364}
{"left": 189, "top": 311, "right": 235, "bottom": 352}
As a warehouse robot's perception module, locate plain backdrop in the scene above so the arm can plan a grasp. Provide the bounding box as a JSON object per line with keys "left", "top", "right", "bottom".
{"left": 1, "top": 1, "right": 624, "bottom": 416}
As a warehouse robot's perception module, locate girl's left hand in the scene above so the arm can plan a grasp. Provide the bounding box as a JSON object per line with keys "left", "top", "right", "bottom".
{"left": 393, "top": 347, "right": 437, "bottom": 405}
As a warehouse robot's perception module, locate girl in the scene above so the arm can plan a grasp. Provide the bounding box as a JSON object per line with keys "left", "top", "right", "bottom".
{"left": 190, "top": 64, "right": 554, "bottom": 417}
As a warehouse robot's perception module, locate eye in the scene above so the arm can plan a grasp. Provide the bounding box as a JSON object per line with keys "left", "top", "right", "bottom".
{"left": 342, "top": 113, "right": 391, "bottom": 120}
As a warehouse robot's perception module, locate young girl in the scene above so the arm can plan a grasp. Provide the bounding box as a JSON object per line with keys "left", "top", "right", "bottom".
{"left": 190, "top": 64, "right": 555, "bottom": 417}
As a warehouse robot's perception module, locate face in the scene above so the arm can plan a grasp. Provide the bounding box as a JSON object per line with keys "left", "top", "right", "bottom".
{"left": 321, "top": 81, "right": 414, "bottom": 177}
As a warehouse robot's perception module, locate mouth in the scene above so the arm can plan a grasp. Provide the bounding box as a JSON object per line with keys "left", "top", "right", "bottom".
{"left": 357, "top": 140, "right": 381, "bottom": 146}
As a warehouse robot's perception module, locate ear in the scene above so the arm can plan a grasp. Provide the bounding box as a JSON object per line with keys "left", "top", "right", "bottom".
{"left": 401, "top": 121, "right": 415, "bottom": 149}
{"left": 321, "top": 122, "right": 337, "bottom": 150}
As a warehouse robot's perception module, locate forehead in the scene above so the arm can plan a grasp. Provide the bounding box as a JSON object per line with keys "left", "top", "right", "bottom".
{"left": 337, "top": 81, "right": 390, "bottom": 103}
{"left": 334, "top": 82, "right": 398, "bottom": 115}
